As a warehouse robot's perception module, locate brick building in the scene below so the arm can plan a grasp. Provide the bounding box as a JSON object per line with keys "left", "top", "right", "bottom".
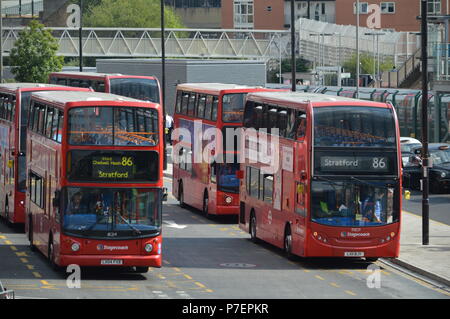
{"left": 221, "top": 0, "right": 336, "bottom": 29}
{"left": 335, "top": 0, "right": 449, "bottom": 32}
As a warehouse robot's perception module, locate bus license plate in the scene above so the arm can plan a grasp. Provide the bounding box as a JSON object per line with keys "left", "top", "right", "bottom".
{"left": 101, "top": 259, "right": 123, "bottom": 265}
{"left": 344, "top": 252, "right": 364, "bottom": 257}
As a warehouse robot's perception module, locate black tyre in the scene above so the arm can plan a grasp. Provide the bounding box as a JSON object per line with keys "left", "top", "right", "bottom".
{"left": 284, "top": 226, "right": 295, "bottom": 261}
{"left": 29, "top": 216, "right": 36, "bottom": 252}
{"left": 48, "top": 238, "right": 60, "bottom": 271}
{"left": 203, "top": 192, "right": 212, "bottom": 219}
{"left": 250, "top": 213, "right": 259, "bottom": 243}
{"left": 134, "top": 266, "right": 149, "bottom": 273}
{"left": 365, "top": 257, "right": 379, "bottom": 262}
{"left": 179, "top": 182, "right": 186, "bottom": 208}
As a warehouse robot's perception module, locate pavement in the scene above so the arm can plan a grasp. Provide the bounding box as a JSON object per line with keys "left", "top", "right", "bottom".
{"left": 163, "top": 153, "right": 450, "bottom": 288}
{"left": 387, "top": 211, "right": 450, "bottom": 287}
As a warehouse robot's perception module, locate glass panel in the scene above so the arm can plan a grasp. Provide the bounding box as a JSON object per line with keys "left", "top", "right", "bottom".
{"left": 222, "top": 93, "right": 246, "bottom": 123}
{"left": 109, "top": 78, "right": 160, "bottom": 103}
{"left": 68, "top": 107, "right": 158, "bottom": 146}
{"left": 45, "top": 107, "right": 55, "bottom": 138}
{"left": 62, "top": 187, "right": 162, "bottom": 238}
{"left": 311, "top": 180, "right": 398, "bottom": 227}
{"left": 429, "top": 148, "right": 450, "bottom": 165}
{"left": 20, "top": 92, "right": 31, "bottom": 152}
{"left": 314, "top": 106, "right": 396, "bottom": 148}
{"left": 217, "top": 163, "right": 240, "bottom": 194}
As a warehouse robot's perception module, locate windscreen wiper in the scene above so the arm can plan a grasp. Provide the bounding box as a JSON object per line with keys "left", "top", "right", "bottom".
{"left": 113, "top": 210, "right": 142, "bottom": 235}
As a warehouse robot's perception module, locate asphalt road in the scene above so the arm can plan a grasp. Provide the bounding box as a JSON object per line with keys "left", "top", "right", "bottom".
{"left": 0, "top": 177, "right": 449, "bottom": 300}
{"left": 402, "top": 190, "right": 450, "bottom": 226}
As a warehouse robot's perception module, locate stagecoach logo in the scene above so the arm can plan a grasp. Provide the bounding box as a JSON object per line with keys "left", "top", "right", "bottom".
{"left": 341, "top": 232, "right": 371, "bottom": 238}
{"left": 97, "top": 244, "right": 129, "bottom": 251}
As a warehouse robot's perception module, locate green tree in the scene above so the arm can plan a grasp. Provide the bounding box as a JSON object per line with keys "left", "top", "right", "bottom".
{"left": 343, "top": 53, "right": 393, "bottom": 78}
{"left": 9, "top": 20, "right": 64, "bottom": 83}
{"left": 84, "top": 0, "right": 185, "bottom": 28}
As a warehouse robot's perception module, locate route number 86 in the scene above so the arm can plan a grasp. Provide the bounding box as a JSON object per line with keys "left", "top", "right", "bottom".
{"left": 121, "top": 157, "right": 134, "bottom": 166}
{"left": 372, "top": 158, "right": 386, "bottom": 169}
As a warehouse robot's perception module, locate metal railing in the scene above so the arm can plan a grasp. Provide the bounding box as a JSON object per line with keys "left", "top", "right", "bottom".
{"left": 3, "top": 0, "right": 43, "bottom": 17}
{"left": 381, "top": 48, "right": 421, "bottom": 88}
{"left": 0, "top": 281, "right": 15, "bottom": 299}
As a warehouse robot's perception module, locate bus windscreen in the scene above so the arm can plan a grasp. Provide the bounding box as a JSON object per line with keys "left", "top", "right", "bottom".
{"left": 62, "top": 187, "right": 161, "bottom": 239}
{"left": 222, "top": 93, "right": 246, "bottom": 123}
{"left": 68, "top": 106, "right": 159, "bottom": 146}
{"left": 314, "top": 106, "right": 396, "bottom": 148}
{"left": 109, "top": 78, "right": 160, "bottom": 103}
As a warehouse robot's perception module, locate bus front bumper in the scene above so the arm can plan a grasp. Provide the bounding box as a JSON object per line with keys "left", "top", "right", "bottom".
{"left": 215, "top": 205, "right": 239, "bottom": 215}
{"left": 59, "top": 254, "right": 162, "bottom": 268}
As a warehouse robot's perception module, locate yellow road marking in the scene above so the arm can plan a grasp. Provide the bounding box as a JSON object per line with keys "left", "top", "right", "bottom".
{"left": 40, "top": 280, "right": 50, "bottom": 285}
{"left": 16, "top": 252, "right": 29, "bottom": 257}
{"left": 315, "top": 275, "right": 325, "bottom": 281}
{"left": 173, "top": 267, "right": 181, "bottom": 272}
{"left": 0, "top": 235, "right": 6, "bottom": 239}
{"left": 10, "top": 246, "right": 17, "bottom": 251}
{"left": 205, "top": 289, "right": 214, "bottom": 293}
{"left": 330, "top": 282, "right": 341, "bottom": 288}
{"left": 195, "top": 282, "right": 206, "bottom": 288}
{"left": 20, "top": 258, "right": 29, "bottom": 263}
{"left": 32, "top": 272, "right": 42, "bottom": 278}
{"left": 5, "top": 240, "right": 13, "bottom": 245}
{"left": 345, "top": 290, "right": 357, "bottom": 296}
{"left": 26, "top": 265, "right": 35, "bottom": 270}
{"left": 184, "top": 274, "right": 193, "bottom": 280}
{"left": 163, "top": 260, "right": 171, "bottom": 265}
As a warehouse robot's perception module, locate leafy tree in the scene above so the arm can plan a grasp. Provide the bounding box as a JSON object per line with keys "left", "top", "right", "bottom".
{"left": 9, "top": 20, "right": 64, "bottom": 83}
{"left": 343, "top": 53, "right": 393, "bottom": 78}
{"left": 83, "top": 0, "right": 185, "bottom": 28}
{"left": 267, "top": 58, "right": 310, "bottom": 83}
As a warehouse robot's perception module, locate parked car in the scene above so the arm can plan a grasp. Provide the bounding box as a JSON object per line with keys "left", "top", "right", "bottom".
{"left": 402, "top": 143, "right": 450, "bottom": 193}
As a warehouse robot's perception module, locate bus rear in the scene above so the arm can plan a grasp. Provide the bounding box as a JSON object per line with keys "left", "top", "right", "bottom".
{"left": 49, "top": 72, "right": 161, "bottom": 103}
{"left": 26, "top": 91, "right": 164, "bottom": 271}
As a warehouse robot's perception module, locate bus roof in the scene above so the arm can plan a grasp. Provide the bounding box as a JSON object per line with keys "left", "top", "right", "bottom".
{"left": 177, "top": 83, "right": 263, "bottom": 94}
{"left": 50, "top": 71, "right": 157, "bottom": 79}
{"left": 0, "top": 83, "right": 75, "bottom": 91}
{"left": 31, "top": 91, "right": 155, "bottom": 106}
{"left": 246, "top": 91, "right": 390, "bottom": 107}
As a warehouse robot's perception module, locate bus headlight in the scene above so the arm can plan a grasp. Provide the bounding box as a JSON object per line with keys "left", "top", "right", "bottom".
{"left": 71, "top": 243, "right": 80, "bottom": 252}
{"left": 440, "top": 172, "right": 446, "bottom": 178}
{"left": 225, "top": 196, "right": 232, "bottom": 204}
{"left": 144, "top": 243, "right": 153, "bottom": 253}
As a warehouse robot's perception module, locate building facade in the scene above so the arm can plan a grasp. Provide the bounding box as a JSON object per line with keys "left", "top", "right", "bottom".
{"left": 222, "top": 0, "right": 336, "bottom": 30}
{"left": 335, "top": 0, "right": 449, "bottom": 32}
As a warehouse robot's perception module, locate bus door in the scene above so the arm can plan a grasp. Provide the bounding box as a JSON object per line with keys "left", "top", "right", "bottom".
{"left": 293, "top": 113, "right": 308, "bottom": 253}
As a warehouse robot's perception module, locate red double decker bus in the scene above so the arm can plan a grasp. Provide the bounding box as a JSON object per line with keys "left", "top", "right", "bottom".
{"left": 25, "top": 91, "right": 164, "bottom": 271}
{"left": 239, "top": 92, "right": 402, "bottom": 260}
{"left": 49, "top": 72, "right": 161, "bottom": 103}
{"left": 172, "top": 83, "right": 277, "bottom": 217}
{"left": 0, "top": 84, "right": 90, "bottom": 225}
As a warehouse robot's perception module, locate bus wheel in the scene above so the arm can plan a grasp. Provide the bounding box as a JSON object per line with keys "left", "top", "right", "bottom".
{"left": 48, "top": 238, "right": 59, "bottom": 271}
{"left": 28, "top": 216, "right": 36, "bottom": 252}
{"left": 203, "top": 193, "right": 211, "bottom": 219}
{"left": 134, "top": 266, "right": 149, "bottom": 273}
{"left": 284, "top": 226, "right": 295, "bottom": 261}
{"left": 250, "top": 212, "right": 259, "bottom": 243}
{"left": 179, "top": 182, "right": 186, "bottom": 208}
{"left": 4, "top": 201, "right": 10, "bottom": 225}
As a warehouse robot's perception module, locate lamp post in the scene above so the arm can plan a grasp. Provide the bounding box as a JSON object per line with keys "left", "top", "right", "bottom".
{"left": 0, "top": 0, "right": 3, "bottom": 83}
{"left": 356, "top": 0, "right": 360, "bottom": 98}
{"left": 291, "top": 0, "right": 296, "bottom": 91}
{"left": 161, "top": 0, "right": 167, "bottom": 169}
{"left": 364, "top": 32, "right": 385, "bottom": 87}
{"left": 79, "top": 0, "right": 83, "bottom": 72}
{"left": 420, "top": 0, "right": 430, "bottom": 246}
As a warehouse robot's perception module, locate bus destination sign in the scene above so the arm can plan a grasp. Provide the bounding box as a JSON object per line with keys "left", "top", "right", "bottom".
{"left": 319, "top": 156, "right": 390, "bottom": 173}
{"left": 69, "top": 150, "right": 159, "bottom": 182}
{"left": 92, "top": 156, "right": 136, "bottom": 180}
